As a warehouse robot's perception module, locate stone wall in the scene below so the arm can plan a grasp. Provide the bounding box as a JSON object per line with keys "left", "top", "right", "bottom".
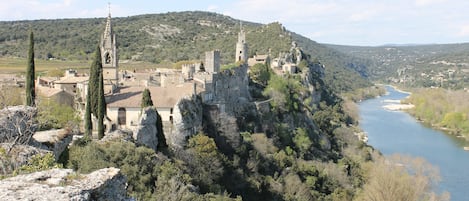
{"left": 210, "top": 65, "right": 251, "bottom": 115}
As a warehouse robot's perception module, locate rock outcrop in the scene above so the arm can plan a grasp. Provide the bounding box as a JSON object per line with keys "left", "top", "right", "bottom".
{"left": 33, "top": 129, "right": 73, "bottom": 160}
{"left": 0, "top": 167, "right": 130, "bottom": 201}
{"left": 0, "top": 144, "right": 50, "bottom": 175}
{"left": 132, "top": 107, "right": 159, "bottom": 151}
{"left": 169, "top": 96, "right": 203, "bottom": 148}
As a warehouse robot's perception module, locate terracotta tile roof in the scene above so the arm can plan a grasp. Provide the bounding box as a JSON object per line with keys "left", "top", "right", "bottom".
{"left": 55, "top": 76, "right": 89, "bottom": 84}
{"left": 106, "top": 82, "right": 202, "bottom": 109}
{"left": 37, "top": 86, "right": 71, "bottom": 97}
{"left": 38, "top": 77, "right": 58, "bottom": 83}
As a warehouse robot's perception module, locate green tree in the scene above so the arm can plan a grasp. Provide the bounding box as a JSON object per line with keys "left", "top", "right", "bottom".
{"left": 97, "top": 61, "right": 106, "bottom": 139}
{"left": 156, "top": 112, "right": 168, "bottom": 150}
{"left": 36, "top": 98, "right": 80, "bottom": 131}
{"left": 141, "top": 88, "right": 153, "bottom": 108}
{"left": 84, "top": 92, "right": 92, "bottom": 137}
{"left": 88, "top": 45, "right": 102, "bottom": 117}
{"left": 249, "top": 63, "right": 270, "bottom": 86}
{"left": 293, "top": 128, "right": 312, "bottom": 157}
{"left": 25, "top": 31, "right": 35, "bottom": 106}
{"left": 186, "top": 133, "right": 224, "bottom": 193}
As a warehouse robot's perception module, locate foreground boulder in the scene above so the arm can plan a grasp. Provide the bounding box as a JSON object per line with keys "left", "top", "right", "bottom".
{"left": 0, "top": 167, "right": 131, "bottom": 201}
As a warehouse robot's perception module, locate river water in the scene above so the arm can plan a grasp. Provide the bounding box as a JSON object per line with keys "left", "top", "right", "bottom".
{"left": 359, "top": 86, "right": 469, "bottom": 201}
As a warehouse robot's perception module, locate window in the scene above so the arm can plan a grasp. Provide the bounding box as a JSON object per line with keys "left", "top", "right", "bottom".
{"left": 104, "top": 52, "right": 111, "bottom": 64}
{"left": 118, "top": 108, "right": 126, "bottom": 125}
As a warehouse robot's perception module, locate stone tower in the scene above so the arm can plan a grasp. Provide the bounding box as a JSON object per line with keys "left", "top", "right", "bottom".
{"left": 235, "top": 22, "right": 248, "bottom": 63}
{"left": 205, "top": 50, "right": 220, "bottom": 73}
{"left": 101, "top": 9, "right": 118, "bottom": 93}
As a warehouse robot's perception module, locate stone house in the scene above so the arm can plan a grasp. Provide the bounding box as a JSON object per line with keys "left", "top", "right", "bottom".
{"left": 105, "top": 82, "right": 201, "bottom": 129}
{"left": 53, "top": 76, "right": 88, "bottom": 94}
{"left": 248, "top": 54, "right": 270, "bottom": 67}
{"left": 37, "top": 86, "right": 75, "bottom": 107}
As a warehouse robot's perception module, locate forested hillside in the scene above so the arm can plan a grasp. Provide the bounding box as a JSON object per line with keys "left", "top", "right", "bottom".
{"left": 328, "top": 43, "right": 469, "bottom": 89}
{"left": 0, "top": 11, "right": 370, "bottom": 92}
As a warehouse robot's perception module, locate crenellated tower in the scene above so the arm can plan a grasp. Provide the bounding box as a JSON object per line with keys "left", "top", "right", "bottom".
{"left": 101, "top": 8, "right": 118, "bottom": 93}
{"left": 235, "top": 22, "right": 248, "bottom": 63}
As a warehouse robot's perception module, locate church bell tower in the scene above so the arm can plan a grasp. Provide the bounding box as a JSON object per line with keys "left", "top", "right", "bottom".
{"left": 101, "top": 5, "right": 118, "bottom": 93}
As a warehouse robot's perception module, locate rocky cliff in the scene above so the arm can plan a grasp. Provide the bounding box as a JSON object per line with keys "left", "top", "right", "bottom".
{"left": 0, "top": 167, "right": 130, "bottom": 201}
{"left": 168, "top": 95, "right": 203, "bottom": 148}
{"left": 132, "top": 107, "right": 159, "bottom": 151}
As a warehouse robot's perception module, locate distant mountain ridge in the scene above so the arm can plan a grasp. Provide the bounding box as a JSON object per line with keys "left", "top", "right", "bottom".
{"left": 0, "top": 11, "right": 371, "bottom": 92}
{"left": 327, "top": 43, "right": 469, "bottom": 89}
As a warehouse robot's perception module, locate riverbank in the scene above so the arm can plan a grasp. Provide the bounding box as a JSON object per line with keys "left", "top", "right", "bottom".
{"left": 359, "top": 85, "right": 469, "bottom": 200}
{"left": 395, "top": 87, "right": 469, "bottom": 141}
{"left": 380, "top": 85, "right": 414, "bottom": 111}
{"left": 382, "top": 103, "right": 414, "bottom": 111}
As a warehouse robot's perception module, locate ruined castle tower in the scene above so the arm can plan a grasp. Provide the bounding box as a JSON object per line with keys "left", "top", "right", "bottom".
{"left": 101, "top": 9, "right": 118, "bottom": 93}
{"left": 205, "top": 50, "right": 220, "bottom": 73}
{"left": 235, "top": 22, "right": 248, "bottom": 63}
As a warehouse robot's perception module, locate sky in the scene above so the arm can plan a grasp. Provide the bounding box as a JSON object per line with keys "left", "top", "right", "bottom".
{"left": 1, "top": 0, "right": 469, "bottom": 46}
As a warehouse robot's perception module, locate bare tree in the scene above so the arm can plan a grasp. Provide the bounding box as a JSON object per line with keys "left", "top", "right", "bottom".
{"left": 0, "top": 106, "right": 38, "bottom": 153}
{"left": 358, "top": 154, "right": 450, "bottom": 201}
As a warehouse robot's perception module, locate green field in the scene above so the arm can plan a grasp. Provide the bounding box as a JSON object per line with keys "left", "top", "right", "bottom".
{"left": 0, "top": 57, "right": 174, "bottom": 75}
{"left": 0, "top": 57, "right": 89, "bottom": 74}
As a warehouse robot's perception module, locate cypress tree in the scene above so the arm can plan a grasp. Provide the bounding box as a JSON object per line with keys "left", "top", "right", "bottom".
{"left": 84, "top": 84, "right": 92, "bottom": 137}
{"left": 97, "top": 51, "right": 106, "bottom": 139}
{"left": 25, "top": 31, "right": 35, "bottom": 106}
{"left": 141, "top": 88, "right": 153, "bottom": 108}
{"left": 156, "top": 111, "right": 168, "bottom": 150}
{"left": 89, "top": 45, "right": 102, "bottom": 117}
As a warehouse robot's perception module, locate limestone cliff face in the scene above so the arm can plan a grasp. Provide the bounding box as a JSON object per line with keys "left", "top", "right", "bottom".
{"left": 300, "top": 62, "right": 325, "bottom": 106}
{"left": 168, "top": 95, "right": 203, "bottom": 148}
{"left": 132, "top": 107, "right": 159, "bottom": 151}
{"left": 0, "top": 167, "right": 130, "bottom": 201}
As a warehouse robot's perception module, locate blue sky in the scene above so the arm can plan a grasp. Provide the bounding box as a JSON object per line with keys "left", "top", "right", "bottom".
{"left": 1, "top": 0, "right": 469, "bottom": 46}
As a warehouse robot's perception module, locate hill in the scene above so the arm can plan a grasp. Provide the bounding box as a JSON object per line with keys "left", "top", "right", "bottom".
{"left": 327, "top": 43, "right": 469, "bottom": 89}
{"left": 0, "top": 11, "right": 371, "bottom": 92}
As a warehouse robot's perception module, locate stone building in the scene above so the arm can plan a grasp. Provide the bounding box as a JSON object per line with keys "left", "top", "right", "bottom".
{"left": 205, "top": 50, "right": 220, "bottom": 73}
{"left": 248, "top": 54, "right": 270, "bottom": 67}
{"left": 101, "top": 11, "right": 119, "bottom": 94}
{"left": 105, "top": 83, "right": 201, "bottom": 129}
{"left": 235, "top": 23, "right": 248, "bottom": 63}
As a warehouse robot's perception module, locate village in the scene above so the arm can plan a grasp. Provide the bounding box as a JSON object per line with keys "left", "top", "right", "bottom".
{"left": 5, "top": 11, "right": 318, "bottom": 149}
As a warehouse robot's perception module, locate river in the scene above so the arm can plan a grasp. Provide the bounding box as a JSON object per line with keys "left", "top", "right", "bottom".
{"left": 359, "top": 86, "right": 469, "bottom": 201}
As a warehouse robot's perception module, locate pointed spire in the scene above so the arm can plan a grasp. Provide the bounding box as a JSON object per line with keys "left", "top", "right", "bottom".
{"left": 108, "top": 2, "right": 111, "bottom": 17}
{"left": 104, "top": 3, "right": 112, "bottom": 38}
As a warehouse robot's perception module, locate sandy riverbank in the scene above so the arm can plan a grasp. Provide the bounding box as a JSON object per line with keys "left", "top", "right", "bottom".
{"left": 382, "top": 103, "right": 415, "bottom": 110}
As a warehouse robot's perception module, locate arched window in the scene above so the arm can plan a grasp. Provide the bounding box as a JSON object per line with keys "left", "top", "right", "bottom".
{"left": 118, "top": 108, "right": 126, "bottom": 125}
{"left": 104, "top": 52, "right": 111, "bottom": 64}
